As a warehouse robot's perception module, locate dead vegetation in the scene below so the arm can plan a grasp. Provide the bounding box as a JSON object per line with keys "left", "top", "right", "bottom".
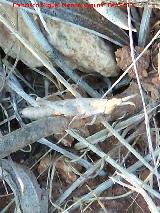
{"left": 0, "top": 0, "right": 160, "bottom": 212}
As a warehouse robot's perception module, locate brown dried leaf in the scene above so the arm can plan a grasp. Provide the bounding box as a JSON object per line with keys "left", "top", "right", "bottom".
{"left": 151, "top": 74, "right": 160, "bottom": 87}
{"left": 54, "top": 133, "right": 75, "bottom": 147}
{"left": 115, "top": 46, "right": 150, "bottom": 79}
{"left": 38, "top": 156, "right": 52, "bottom": 174}
{"left": 143, "top": 73, "right": 160, "bottom": 100}
{"left": 55, "top": 158, "right": 80, "bottom": 183}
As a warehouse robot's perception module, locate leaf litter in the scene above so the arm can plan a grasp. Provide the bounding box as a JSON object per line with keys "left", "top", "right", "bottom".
{"left": 0, "top": 1, "right": 160, "bottom": 212}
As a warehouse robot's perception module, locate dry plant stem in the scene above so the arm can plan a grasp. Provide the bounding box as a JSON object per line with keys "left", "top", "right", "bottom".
{"left": 75, "top": 110, "right": 146, "bottom": 150}
{"left": 138, "top": 6, "right": 152, "bottom": 47}
{"left": 48, "top": 162, "right": 65, "bottom": 212}
{"left": 75, "top": 106, "right": 151, "bottom": 150}
{"left": 101, "top": 121, "right": 154, "bottom": 175}
{"left": 127, "top": 1, "right": 152, "bottom": 163}
{"left": 71, "top": 126, "right": 146, "bottom": 174}
{"left": 127, "top": 4, "right": 160, "bottom": 189}
{"left": 113, "top": 172, "right": 159, "bottom": 213}
{"left": 38, "top": 138, "right": 105, "bottom": 175}
{"left": 20, "top": 10, "right": 100, "bottom": 98}
{"left": 111, "top": 177, "right": 158, "bottom": 213}
{"left": 54, "top": 160, "right": 103, "bottom": 208}
{"left": 0, "top": 116, "right": 102, "bottom": 159}
{"left": 61, "top": 148, "right": 160, "bottom": 212}
{"left": 29, "top": 0, "right": 51, "bottom": 37}
{"left": 0, "top": 11, "right": 80, "bottom": 98}
{"left": 72, "top": 118, "right": 154, "bottom": 173}
{"left": 93, "top": 191, "right": 133, "bottom": 200}
{"left": 67, "top": 130, "right": 160, "bottom": 198}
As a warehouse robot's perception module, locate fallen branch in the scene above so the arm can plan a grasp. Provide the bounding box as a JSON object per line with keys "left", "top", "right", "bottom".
{"left": 0, "top": 116, "right": 102, "bottom": 159}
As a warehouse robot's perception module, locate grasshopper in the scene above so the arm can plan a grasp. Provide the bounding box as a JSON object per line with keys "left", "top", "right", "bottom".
{"left": 21, "top": 95, "right": 136, "bottom": 120}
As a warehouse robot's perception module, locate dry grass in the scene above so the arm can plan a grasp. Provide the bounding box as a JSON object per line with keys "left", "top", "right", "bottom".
{"left": 0, "top": 1, "right": 160, "bottom": 213}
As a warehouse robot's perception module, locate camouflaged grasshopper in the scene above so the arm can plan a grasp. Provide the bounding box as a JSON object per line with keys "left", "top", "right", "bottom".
{"left": 21, "top": 95, "right": 136, "bottom": 120}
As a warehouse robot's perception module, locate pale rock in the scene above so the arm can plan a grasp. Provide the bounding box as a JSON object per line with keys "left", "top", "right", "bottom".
{"left": 0, "top": 4, "right": 119, "bottom": 77}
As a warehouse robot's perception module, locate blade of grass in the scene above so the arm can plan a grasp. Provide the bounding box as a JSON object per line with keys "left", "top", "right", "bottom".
{"left": 101, "top": 121, "right": 153, "bottom": 172}
{"left": 138, "top": 6, "right": 152, "bottom": 47}
{"left": 58, "top": 147, "right": 160, "bottom": 212}
{"left": 54, "top": 160, "right": 103, "bottom": 208}
{"left": 127, "top": 2, "right": 160, "bottom": 190}
{"left": 38, "top": 138, "right": 105, "bottom": 175}
{"left": 111, "top": 174, "right": 158, "bottom": 213}
{"left": 66, "top": 129, "right": 160, "bottom": 200}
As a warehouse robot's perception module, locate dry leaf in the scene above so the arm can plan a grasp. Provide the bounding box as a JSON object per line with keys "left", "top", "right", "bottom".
{"left": 54, "top": 133, "right": 75, "bottom": 147}
{"left": 56, "top": 158, "right": 79, "bottom": 183}
{"left": 115, "top": 46, "right": 150, "bottom": 79}
{"left": 38, "top": 156, "right": 52, "bottom": 174}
